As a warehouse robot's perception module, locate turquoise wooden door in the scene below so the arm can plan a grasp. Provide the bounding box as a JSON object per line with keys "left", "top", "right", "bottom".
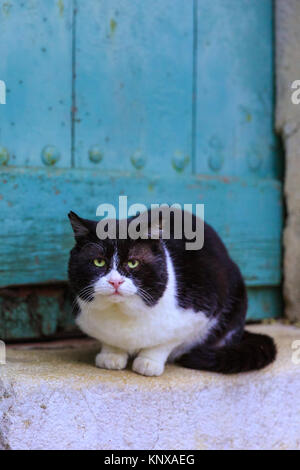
{"left": 0, "top": 1, "right": 282, "bottom": 340}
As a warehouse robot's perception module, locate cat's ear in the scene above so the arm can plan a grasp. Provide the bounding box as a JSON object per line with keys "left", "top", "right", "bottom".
{"left": 146, "top": 208, "right": 169, "bottom": 240}
{"left": 146, "top": 206, "right": 182, "bottom": 240}
{"left": 128, "top": 210, "right": 163, "bottom": 241}
{"left": 147, "top": 221, "right": 163, "bottom": 240}
{"left": 68, "top": 211, "right": 95, "bottom": 241}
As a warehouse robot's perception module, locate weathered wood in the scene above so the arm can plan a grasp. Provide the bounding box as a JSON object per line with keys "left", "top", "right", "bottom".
{"left": 0, "top": 0, "right": 72, "bottom": 168}
{"left": 0, "top": 167, "right": 282, "bottom": 287}
{"left": 0, "top": 1, "right": 283, "bottom": 336}
{"left": 195, "top": 0, "right": 281, "bottom": 179}
{"left": 74, "top": 0, "right": 193, "bottom": 173}
{"left": 0, "top": 284, "right": 77, "bottom": 341}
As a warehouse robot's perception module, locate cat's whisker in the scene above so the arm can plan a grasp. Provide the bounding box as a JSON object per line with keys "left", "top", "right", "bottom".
{"left": 79, "top": 284, "right": 94, "bottom": 293}
{"left": 139, "top": 290, "right": 152, "bottom": 302}
{"left": 76, "top": 283, "right": 96, "bottom": 305}
{"left": 79, "top": 283, "right": 95, "bottom": 295}
{"left": 139, "top": 288, "right": 153, "bottom": 301}
{"left": 138, "top": 287, "right": 154, "bottom": 304}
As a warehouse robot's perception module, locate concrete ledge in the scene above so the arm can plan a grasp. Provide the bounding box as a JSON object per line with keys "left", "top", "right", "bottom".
{"left": 1, "top": 324, "right": 300, "bottom": 450}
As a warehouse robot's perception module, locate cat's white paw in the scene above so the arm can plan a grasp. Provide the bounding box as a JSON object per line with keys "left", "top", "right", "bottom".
{"left": 132, "top": 356, "right": 164, "bottom": 377}
{"left": 95, "top": 352, "right": 128, "bottom": 370}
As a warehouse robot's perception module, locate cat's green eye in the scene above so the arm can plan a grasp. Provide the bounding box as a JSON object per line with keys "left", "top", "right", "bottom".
{"left": 128, "top": 259, "right": 139, "bottom": 269}
{"left": 93, "top": 258, "right": 106, "bottom": 268}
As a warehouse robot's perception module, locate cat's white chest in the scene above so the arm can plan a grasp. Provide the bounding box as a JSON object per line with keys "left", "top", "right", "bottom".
{"left": 76, "top": 297, "right": 210, "bottom": 354}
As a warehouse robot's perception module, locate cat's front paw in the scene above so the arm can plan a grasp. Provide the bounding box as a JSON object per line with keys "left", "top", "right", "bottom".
{"left": 132, "top": 356, "right": 164, "bottom": 377}
{"left": 95, "top": 352, "right": 128, "bottom": 370}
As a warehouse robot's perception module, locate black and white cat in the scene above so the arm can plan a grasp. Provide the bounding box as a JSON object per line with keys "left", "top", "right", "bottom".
{"left": 68, "top": 209, "right": 276, "bottom": 377}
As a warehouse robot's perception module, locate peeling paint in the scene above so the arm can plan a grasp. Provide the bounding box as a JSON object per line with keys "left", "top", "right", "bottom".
{"left": 110, "top": 18, "right": 117, "bottom": 35}
{"left": 2, "top": 2, "right": 12, "bottom": 16}
{"left": 0, "top": 284, "right": 77, "bottom": 341}
{"left": 57, "top": 0, "right": 64, "bottom": 17}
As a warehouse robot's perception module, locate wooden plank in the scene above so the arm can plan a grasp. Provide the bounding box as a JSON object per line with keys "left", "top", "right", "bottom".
{"left": 0, "top": 284, "right": 282, "bottom": 342}
{"left": 0, "top": 284, "right": 76, "bottom": 341}
{"left": 0, "top": 0, "right": 72, "bottom": 168}
{"left": 247, "top": 287, "right": 282, "bottom": 321}
{"left": 195, "top": 0, "right": 281, "bottom": 178}
{"left": 0, "top": 167, "right": 282, "bottom": 287}
{"left": 74, "top": 0, "right": 193, "bottom": 174}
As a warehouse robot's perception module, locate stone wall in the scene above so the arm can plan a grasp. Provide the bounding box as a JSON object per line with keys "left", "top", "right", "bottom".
{"left": 276, "top": 0, "right": 300, "bottom": 320}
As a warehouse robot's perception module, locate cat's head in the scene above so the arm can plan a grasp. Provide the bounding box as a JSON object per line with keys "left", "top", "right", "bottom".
{"left": 68, "top": 211, "right": 168, "bottom": 308}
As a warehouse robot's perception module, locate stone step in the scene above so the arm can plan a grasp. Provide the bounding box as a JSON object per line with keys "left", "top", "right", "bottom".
{"left": 0, "top": 324, "right": 299, "bottom": 450}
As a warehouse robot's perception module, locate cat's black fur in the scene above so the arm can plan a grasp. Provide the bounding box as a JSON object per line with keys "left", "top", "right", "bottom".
{"left": 68, "top": 210, "right": 276, "bottom": 374}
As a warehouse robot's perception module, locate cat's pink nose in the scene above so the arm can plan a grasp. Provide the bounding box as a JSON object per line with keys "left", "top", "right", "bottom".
{"left": 108, "top": 279, "right": 124, "bottom": 290}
